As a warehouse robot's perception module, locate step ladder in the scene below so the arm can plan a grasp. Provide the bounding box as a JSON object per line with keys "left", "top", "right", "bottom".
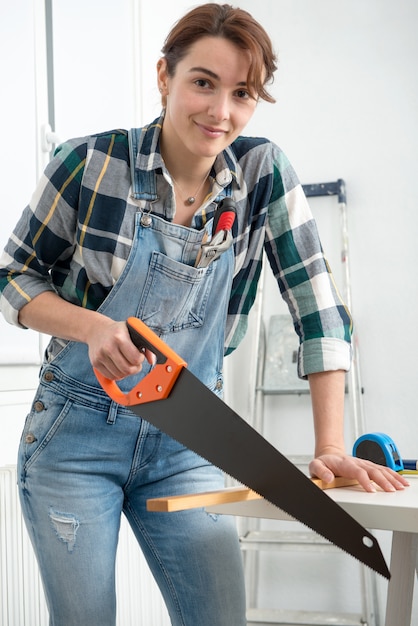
{"left": 238, "top": 180, "right": 381, "bottom": 626}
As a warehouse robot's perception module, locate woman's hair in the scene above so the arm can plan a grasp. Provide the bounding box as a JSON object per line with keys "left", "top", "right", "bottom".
{"left": 161, "top": 3, "right": 278, "bottom": 103}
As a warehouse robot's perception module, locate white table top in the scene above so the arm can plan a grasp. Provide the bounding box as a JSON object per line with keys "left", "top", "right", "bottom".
{"left": 206, "top": 476, "right": 418, "bottom": 533}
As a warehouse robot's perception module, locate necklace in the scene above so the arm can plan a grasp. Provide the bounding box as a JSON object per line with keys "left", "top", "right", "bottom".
{"left": 171, "top": 170, "right": 211, "bottom": 206}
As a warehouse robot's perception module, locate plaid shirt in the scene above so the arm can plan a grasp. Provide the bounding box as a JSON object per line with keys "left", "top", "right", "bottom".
{"left": 0, "top": 115, "right": 352, "bottom": 376}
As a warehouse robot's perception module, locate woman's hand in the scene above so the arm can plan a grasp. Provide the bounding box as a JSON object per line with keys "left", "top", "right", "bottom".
{"left": 19, "top": 292, "right": 155, "bottom": 381}
{"left": 307, "top": 371, "right": 409, "bottom": 493}
{"left": 87, "top": 318, "right": 156, "bottom": 380}
{"left": 309, "top": 451, "right": 410, "bottom": 493}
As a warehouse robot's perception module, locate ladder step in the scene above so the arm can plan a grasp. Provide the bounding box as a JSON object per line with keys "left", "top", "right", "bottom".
{"left": 286, "top": 454, "right": 311, "bottom": 467}
{"left": 257, "top": 387, "right": 310, "bottom": 395}
{"left": 247, "top": 607, "right": 365, "bottom": 625}
{"left": 240, "top": 529, "right": 342, "bottom": 552}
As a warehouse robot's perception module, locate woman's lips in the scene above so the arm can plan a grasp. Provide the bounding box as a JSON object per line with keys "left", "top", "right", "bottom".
{"left": 196, "top": 123, "right": 227, "bottom": 139}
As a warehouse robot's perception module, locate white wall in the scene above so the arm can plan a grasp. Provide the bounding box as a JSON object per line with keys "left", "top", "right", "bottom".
{"left": 226, "top": 0, "right": 418, "bottom": 619}
{"left": 1, "top": 0, "right": 417, "bottom": 622}
{"left": 0, "top": 2, "right": 42, "bottom": 366}
{"left": 0, "top": 0, "right": 139, "bottom": 463}
{"left": 233, "top": 0, "right": 418, "bottom": 458}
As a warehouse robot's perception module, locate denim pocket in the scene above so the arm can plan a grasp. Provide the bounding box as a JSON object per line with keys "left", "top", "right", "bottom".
{"left": 136, "top": 250, "right": 215, "bottom": 333}
{"left": 19, "top": 385, "right": 73, "bottom": 470}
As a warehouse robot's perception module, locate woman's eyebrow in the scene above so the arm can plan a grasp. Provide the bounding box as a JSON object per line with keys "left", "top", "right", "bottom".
{"left": 188, "top": 66, "right": 247, "bottom": 87}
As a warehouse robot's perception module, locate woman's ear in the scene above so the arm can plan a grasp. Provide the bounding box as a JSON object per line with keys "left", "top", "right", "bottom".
{"left": 157, "top": 58, "right": 169, "bottom": 95}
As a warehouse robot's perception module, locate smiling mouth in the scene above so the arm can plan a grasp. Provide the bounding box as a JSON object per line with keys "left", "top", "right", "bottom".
{"left": 197, "top": 123, "right": 228, "bottom": 138}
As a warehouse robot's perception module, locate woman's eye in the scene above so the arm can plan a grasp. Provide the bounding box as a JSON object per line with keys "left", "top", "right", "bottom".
{"left": 194, "top": 79, "right": 211, "bottom": 88}
{"left": 236, "top": 89, "right": 250, "bottom": 100}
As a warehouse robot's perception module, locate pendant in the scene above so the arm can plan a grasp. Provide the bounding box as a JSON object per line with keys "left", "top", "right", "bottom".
{"left": 187, "top": 197, "right": 196, "bottom": 205}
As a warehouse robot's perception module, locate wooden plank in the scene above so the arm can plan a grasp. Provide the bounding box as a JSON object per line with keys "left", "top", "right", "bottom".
{"left": 312, "top": 476, "right": 359, "bottom": 490}
{"left": 147, "top": 486, "right": 258, "bottom": 512}
{"left": 146, "top": 477, "right": 359, "bottom": 512}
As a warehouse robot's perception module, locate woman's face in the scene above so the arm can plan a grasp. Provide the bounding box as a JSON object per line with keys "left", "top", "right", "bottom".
{"left": 158, "top": 36, "right": 259, "bottom": 162}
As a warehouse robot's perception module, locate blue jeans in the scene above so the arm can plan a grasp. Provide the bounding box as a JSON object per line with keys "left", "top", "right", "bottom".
{"left": 18, "top": 374, "right": 246, "bottom": 625}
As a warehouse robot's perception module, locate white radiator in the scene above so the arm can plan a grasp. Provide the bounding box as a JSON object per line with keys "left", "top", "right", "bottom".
{"left": 0, "top": 466, "right": 171, "bottom": 626}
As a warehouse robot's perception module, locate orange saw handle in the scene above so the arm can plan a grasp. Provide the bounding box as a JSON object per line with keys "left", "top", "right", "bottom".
{"left": 94, "top": 317, "right": 187, "bottom": 406}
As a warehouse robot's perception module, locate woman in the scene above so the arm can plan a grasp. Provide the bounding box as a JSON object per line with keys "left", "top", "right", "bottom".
{"left": 0, "top": 4, "right": 407, "bottom": 625}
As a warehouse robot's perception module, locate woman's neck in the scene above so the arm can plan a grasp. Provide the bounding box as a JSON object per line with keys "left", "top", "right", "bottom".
{"left": 159, "top": 132, "right": 214, "bottom": 189}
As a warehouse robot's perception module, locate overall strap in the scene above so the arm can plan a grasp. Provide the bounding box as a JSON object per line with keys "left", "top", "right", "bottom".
{"left": 128, "top": 127, "right": 158, "bottom": 201}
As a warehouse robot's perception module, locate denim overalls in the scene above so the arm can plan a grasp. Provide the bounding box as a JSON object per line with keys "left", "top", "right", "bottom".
{"left": 17, "top": 129, "right": 246, "bottom": 626}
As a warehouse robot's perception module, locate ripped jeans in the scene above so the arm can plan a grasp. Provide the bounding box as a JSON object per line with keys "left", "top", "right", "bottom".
{"left": 18, "top": 375, "right": 246, "bottom": 626}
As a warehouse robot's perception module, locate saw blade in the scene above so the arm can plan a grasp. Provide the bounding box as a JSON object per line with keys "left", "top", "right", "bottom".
{"left": 95, "top": 318, "right": 390, "bottom": 579}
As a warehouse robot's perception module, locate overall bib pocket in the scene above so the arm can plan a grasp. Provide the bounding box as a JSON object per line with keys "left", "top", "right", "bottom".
{"left": 136, "top": 250, "right": 216, "bottom": 333}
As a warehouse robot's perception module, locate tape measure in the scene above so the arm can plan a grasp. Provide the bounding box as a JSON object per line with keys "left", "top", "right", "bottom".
{"left": 353, "top": 432, "right": 403, "bottom": 471}
{"left": 353, "top": 432, "right": 418, "bottom": 473}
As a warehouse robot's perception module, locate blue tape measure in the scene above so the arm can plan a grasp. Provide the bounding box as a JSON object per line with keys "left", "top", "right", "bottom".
{"left": 352, "top": 432, "right": 404, "bottom": 471}
{"left": 353, "top": 432, "right": 418, "bottom": 472}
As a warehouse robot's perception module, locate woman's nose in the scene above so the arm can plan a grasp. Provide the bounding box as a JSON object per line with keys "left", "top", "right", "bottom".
{"left": 208, "top": 92, "right": 230, "bottom": 121}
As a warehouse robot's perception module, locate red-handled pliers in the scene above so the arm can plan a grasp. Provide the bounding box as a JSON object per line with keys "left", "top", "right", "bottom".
{"left": 196, "top": 198, "right": 237, "bottom": 268}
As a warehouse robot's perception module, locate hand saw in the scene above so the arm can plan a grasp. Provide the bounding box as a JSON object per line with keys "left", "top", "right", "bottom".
{"left": 94, "top": 317, "right": 390, "bottom": 579}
